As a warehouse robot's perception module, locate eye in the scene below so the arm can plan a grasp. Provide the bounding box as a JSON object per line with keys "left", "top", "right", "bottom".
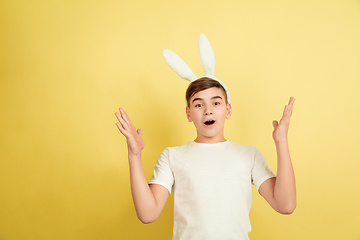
{"left": 195, "top": 104, "right": 203, "bottom": 108}
{"left": 213, "top": 102, "right": 220, "bottom": 106}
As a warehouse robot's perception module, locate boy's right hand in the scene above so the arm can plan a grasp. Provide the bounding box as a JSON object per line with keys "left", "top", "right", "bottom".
{"left": 115, "top": 108, "right": 145, "bottom": 157}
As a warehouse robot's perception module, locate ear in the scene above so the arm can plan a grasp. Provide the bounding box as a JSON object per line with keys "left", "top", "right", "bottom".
{"left": 226, "top": 103, "right": 232, "bottom": 119}
{"left": 186, "top": 106, "right": 193, "bottom": 122}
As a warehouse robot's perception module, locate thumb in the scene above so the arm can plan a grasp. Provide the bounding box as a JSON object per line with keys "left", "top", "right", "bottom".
{"left": 137, "top": 129, "right": 143, "bottom": 137}
{"left": 272, "top": 120, "right": 279, "bottom": 129}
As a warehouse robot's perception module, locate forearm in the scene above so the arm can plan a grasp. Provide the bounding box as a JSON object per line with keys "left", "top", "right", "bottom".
{"left": 273, "top": 141, "right": 296, "bottom": 213}
{"left": 128, "top": 154, "right": 158, "bottom": 223}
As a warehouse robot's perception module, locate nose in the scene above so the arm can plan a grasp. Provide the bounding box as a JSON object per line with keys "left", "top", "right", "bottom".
{"left": 204, "top": 106, "right": 213, "bottom": 115}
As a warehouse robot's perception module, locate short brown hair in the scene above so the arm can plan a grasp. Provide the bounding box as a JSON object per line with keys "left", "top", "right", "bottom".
{"left": 185, "top": 77, "right": 228, "bottom": 107}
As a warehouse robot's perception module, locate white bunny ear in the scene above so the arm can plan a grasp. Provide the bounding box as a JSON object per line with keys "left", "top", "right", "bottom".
{"left": 198, "top": 33, "right": 216, "bottom": 78}
{"left": 198, "top": 34, "right": 231, "bottom": 104}
{"left": 162, "top": 49, "right": 197, "bottom": 82}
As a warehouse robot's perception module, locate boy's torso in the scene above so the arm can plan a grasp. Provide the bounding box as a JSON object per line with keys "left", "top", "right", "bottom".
{"left": 170, "top": 141, "right": 254, "bottom": 240}
{"left": 150, "top": 140, "right": 275, "bottom": 240}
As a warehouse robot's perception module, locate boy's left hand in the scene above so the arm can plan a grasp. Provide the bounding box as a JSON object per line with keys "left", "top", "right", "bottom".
{"left": 272, "top": 97, "right": 295, "bottom": 144}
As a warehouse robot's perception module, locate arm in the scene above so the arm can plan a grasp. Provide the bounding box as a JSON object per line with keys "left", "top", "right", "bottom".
{"left": 259, "top": 97, "right": 296, "bottom": 214}
{"left": 115, "top": 108, "right": 169, "bottom": 223}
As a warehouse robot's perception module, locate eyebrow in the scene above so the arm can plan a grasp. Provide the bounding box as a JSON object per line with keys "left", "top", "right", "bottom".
{"left": 192, "top": 95, "right": 223, "bottom": 103}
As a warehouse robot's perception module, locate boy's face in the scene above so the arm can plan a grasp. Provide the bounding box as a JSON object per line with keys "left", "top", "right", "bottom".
{"left": 186, "top": 87, "right": 231, "bottom": 143}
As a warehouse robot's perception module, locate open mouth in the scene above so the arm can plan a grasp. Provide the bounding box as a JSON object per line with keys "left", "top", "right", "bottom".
{"left": 204, "top": 120, "right": 216, "bottom": 126}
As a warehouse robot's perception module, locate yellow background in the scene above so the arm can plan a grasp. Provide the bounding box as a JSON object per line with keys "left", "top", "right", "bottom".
{"left": 1, "top": 0, "right": 360, "bottom": 239}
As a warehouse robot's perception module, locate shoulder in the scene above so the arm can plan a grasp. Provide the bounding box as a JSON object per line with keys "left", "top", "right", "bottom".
{"left": 225, "top": 141, "right": 265, "bottom": 162}
{"left": 158, "top": 142, "right": 193, "bottom": 157}
{"left": 165, "top": 141, "right": 194, "bottom": 152}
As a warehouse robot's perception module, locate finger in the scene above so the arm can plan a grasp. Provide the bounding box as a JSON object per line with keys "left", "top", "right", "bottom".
{"left": 272, "top": 120, "right": 279, "bottom": 129}
{"left": 287, "top": 97, "right": 295, "bottom": 114}
{"left": 118, "top": 116, "right": 129, "bottom": 130}
{"left": 288, "top": 96, "right": 295, "bottom": 106}
{"left": 115, "top": 112, "right": 128, "bottom": 128}
{"left": 282, "top": 98, "right": 294, "bottom": 120}
{"left": 119, "top": 108, "right": 129, "bottom": 125}
{"left": 116, "top": 122, "right": 126, "bottom": 135}
{"left": 120, "top": 108, "right": 133, "bottom": 127}
{"left": 281, "top": 104, "right": 289, "bottom": 120}
{"left": 115, "top": 112, "right": 123, "bottom": 122}
{"left": 116, "top": 112, "right": 131, "bottom": 132}
{"left": 137, "top": 129, "right": 143, "bottom": 137}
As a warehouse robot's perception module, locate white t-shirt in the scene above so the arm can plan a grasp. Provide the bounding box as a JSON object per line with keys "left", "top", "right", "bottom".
{"left": 149, "top": 140, "right": 275, "bottom": 240}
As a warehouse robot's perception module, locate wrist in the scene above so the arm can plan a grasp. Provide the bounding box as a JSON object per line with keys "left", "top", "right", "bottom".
{"left": 274, "top": 138, "right": 288, "bottom": 146}
{"left": 128, "top": 152, "right": 142, "bottom": 161}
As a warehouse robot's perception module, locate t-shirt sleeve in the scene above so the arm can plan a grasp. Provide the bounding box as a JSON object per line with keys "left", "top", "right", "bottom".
{"left": 251, "top": 146, "right": 276, "bottom": 191}
{"left": 148, "top": 148, "right": 174, "bottom": 194}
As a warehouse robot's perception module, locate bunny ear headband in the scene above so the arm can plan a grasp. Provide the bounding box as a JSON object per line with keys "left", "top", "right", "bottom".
{"left": 162, "top": 33, "right": 231, "bottom": 104}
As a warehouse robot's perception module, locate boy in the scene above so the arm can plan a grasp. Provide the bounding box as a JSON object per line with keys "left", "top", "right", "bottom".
{"left": 115, "top": 77, "right": 296, "bottom": 239}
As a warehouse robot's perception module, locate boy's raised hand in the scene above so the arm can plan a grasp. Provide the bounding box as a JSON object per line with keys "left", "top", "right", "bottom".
{"left": 272, "top": 97, "right": 295, "bottom": 144}
{"left": 115, "top": 108, "right": 145, "bottom": 156}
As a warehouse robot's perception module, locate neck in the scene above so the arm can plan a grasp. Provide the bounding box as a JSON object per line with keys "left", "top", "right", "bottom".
{"left": 194, "top": 135, "right": 227, "bottom": 144}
